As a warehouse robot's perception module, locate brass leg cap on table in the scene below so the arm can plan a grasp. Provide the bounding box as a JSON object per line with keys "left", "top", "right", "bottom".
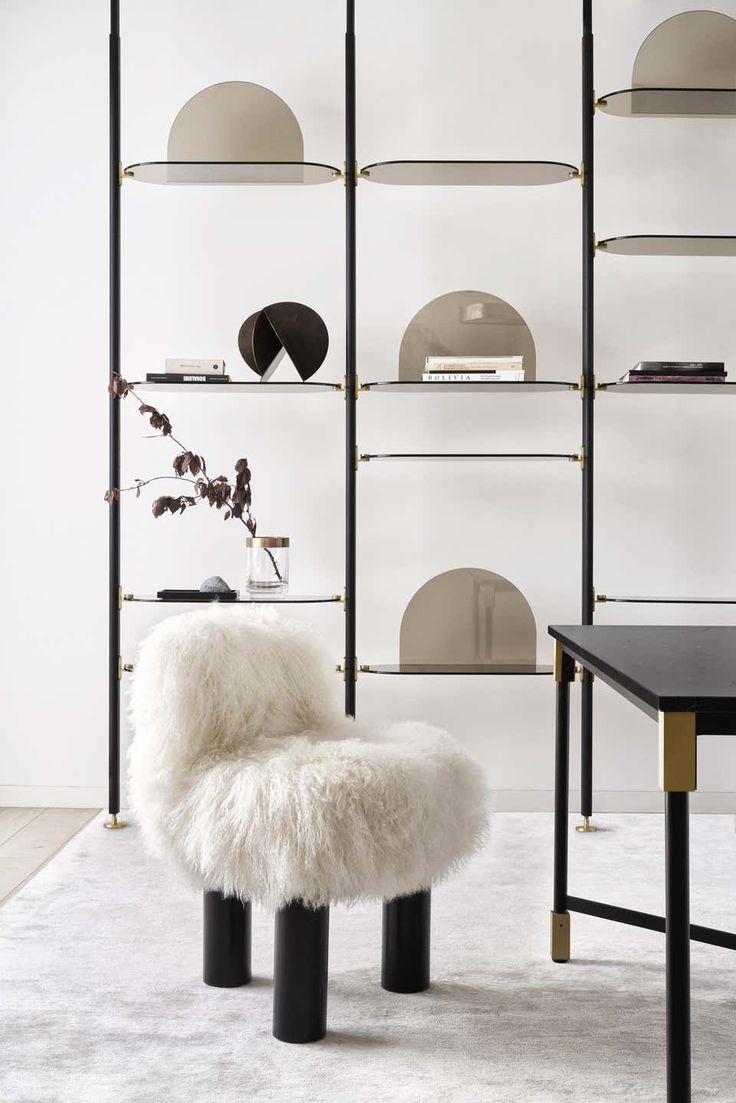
{"left": 575, "top": 816, "right": 598, "bottom": 833}
{"left": 550, "top": 912, "right": 570, "bottom": 963}
{"left": 103, "top": 814, "right": 128, "bottom": 830}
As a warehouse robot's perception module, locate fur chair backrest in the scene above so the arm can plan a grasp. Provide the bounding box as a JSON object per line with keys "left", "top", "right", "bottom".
{"left": 129, "top": 606, "right": 340, "bottom": 775}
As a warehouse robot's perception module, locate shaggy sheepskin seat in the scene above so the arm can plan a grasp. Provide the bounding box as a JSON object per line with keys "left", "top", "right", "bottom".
{"left": 129, "top": 606, "right": 488, "bottom": 910}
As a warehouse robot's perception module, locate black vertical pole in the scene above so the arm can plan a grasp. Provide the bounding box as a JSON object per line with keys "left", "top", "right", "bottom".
{"left": 107, "top": 0, "right": 123, "bottom": 826}
{"left": 344, "top": 0, "right": 357, "bottom": 716}
{"left": 580, "top": 0, "right": 595, "bottom": 826}
{"left": 665, "top": 792, "right": 691, "bottom": 1102}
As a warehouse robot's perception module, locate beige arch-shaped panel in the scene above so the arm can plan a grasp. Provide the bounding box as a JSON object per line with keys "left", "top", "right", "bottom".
{"left": 399, "top": 569, "right": 537, "bottom": 666}
{"left": 398, "top": 290, "right": 536, "bottom": 381}
{"left": 167, "top": 81, "right": 304, "bottom": 161}
{"left": 632, "top": 11, "right": 736, "bottom": 88}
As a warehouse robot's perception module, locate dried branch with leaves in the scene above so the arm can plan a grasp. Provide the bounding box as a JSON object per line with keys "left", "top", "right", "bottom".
{"left": 105, "top": 374, "right": 281, "bottom": 580}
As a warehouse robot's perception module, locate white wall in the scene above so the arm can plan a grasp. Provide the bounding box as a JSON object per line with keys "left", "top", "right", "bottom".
{"left": 1, "top": 0, "right": 735, "bottom": 811}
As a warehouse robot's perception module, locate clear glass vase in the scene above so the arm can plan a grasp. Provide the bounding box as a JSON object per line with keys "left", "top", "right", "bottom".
{"left": 246, "top": 537, "right": 289, "bottom": 593}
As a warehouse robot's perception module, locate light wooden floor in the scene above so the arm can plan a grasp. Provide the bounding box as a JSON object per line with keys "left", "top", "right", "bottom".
{"left": 0, "top": 807, "right": 100, "bottom": 908}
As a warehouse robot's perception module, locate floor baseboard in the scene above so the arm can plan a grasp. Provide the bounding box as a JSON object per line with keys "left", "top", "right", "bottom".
{"left": 0, "top": 786, "right": 107, "bottom": 808}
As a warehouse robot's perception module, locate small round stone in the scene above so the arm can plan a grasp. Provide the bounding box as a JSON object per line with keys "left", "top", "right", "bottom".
{"left": 200, "top": 575, "right": 232, "bottom": 593}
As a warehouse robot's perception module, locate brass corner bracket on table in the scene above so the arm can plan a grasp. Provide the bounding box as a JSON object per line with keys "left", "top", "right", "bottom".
{"left": 658, "top": 712, "right": 697, "bottom": 792}
{"left": 550, "top": 911, "right": 570, "bottom": 962}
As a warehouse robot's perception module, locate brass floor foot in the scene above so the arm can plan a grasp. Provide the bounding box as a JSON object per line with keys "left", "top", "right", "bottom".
{"left": 103, "top": 814, "right": 128, "bottom": 830}
{"left": 576, "top": 816, "right": 598, "bottom": 833}
{"left": 550, "top": 911, "right": 570, "bottom": 963}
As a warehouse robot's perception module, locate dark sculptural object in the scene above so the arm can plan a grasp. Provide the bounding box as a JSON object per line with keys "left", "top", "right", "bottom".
{"left": 238, "top": 302, "right": 329, "bottom": 382}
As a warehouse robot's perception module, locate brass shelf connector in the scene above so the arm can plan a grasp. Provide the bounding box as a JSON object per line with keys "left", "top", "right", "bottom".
{"left": 123, "top": 592, "right": 135, "bottom": 602}
{"left": 336, "top": 658, "right": 358, "bottom": 682}
{"left": 118, "top": 657, "right": 134, "bottom": 678}
{"left": 595, "top": 593, "right": 607, "bottom": 605}
{"left": 578, "top": 161, "right": 585, "bottom": 187}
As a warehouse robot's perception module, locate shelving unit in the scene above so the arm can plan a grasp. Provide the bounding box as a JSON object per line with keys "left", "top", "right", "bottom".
{"left": 360, "top": 663, "right": 553, "bottom": 676}
{"left": 105, "top": 0, "right": 586, "bottom": 825}
{"left": 580, "top": 4, "right": 736, "bottom": 830}
{"left": 360, "top": 452, "right": 581, "bottom": 463}
{"left": 123, "top": 593, "right": 342, "bottom": 605}
{"left": 362, "top": 381, "right": 578, "bottom": 393}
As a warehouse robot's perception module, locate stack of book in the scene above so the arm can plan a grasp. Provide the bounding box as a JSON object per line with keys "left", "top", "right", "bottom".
{"left": 146, "top": 358, "right": 230, "bottom": 384}
{"left": 422, "top": 355, "right": 524, "bottom": 383}
{"left": 618, "top": 361, "right": 727, "bottom": 384}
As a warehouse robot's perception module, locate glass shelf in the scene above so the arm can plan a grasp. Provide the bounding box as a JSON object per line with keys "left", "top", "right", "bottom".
{"left": 359, "top": 161, "right": 579, "bottom": 186}
{"left": 597, "top": 88, "right": 736, "bottom": 118}
{"left": 360, "top": 663, "right": 553, "bottom": 675}
{"left": 598, "top": 235, "right": 736, "bottom": 257}
{"left": 124, "top": 593, "right": 342, "bottom": 604}
{"left": 130, "top": 381, "right": 340, "bottom": 394}
{"left": 362, "top": 380, "right": 578, "bottom": 393}
{"left": 124, "top": 162, "right": 341, "bottom": 186}
{"left": 597, "top": 595, "right": 736, "bottom": 605}
{"left": 600, "top": 381, "right": 736, "bottom": 394}
{"left": 360, "top": 452, "right": 580, "bottom": 463}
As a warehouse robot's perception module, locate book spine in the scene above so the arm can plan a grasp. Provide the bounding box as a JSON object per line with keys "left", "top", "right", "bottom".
{"left": 425, "top": 355, "right": 523, "bottom": 364}
{"left": 625, "top": 375, "right": 726, "bottom": 383}
{"left": 422, "top": 372, "right": 526, "bottom": 383}
{"left": 164, "top": 358, "right": 226, "bottom": 375}
{"left": 146, "top": 373, "right": 231, "bottom": 383}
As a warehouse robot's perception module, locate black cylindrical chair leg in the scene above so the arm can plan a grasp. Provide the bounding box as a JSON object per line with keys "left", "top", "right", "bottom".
{"left": 382, "top": 889, "right": 431, "bottom": 993}
{"left": 203, "top": 890, "right": 252, "bottom": 988}
{"left": 273, "top": 901, "right": 330, "bottom": 1043}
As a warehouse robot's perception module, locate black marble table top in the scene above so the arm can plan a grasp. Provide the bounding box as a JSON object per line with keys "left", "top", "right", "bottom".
{"left": 549, "top": 626, "right": 736, "bottom": 720}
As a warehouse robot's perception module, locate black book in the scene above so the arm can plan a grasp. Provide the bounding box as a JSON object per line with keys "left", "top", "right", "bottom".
{"left": 157, "top": 588, "right": 239, "bottom": 602}
{"left": 145, "top": 373, "right": 232, "bottom": 383}
{"left": 631, "top": 361, "right": 725, "bottom": 376}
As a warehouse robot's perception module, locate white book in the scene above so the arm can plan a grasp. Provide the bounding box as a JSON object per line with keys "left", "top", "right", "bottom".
{"left": 165, "top": 358, "right": 226, "bottom": 376}
{"left": 422, "top": 371, "right": 526, "bottom": 383}
{"left": 425, "top": 355, "right": 523, "bottom": 370}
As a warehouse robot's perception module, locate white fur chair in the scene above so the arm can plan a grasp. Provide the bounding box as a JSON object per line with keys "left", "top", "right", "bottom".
{"left": 129, "top": 606, "right": 488, "bottom": 1042}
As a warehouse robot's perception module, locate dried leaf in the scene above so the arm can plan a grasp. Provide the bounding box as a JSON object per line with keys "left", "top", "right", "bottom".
{"left": 189, "top": 455, "right": 202, "bottom": 477}
{"left": 104, "top": 488, "right": 119, "bottom": 503}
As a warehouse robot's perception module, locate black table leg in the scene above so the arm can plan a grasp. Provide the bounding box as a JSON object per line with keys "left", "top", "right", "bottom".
{"left": 551, "top": 642, "right": 574, "bottom": 962}
{"left": 665, "top": 791, "right": 691, "bottom": 1102}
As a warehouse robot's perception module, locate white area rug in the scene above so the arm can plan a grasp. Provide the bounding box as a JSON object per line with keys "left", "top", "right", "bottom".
{"left": 1, "top": 813, "right": 735, "bottom": 1103}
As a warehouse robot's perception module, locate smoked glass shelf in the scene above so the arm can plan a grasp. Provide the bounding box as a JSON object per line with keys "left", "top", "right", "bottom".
{"left": 362, "top": 380, "right": 578, "bottom": 393}
{"left": 360, "top": 663, "right": 553, "bottom": 675}
{"left": 124, "top": 593, "right": 342, "bottom": 604}
{"left": 360, "top": 452, "right": 580, "bottom": 463}
{"left": 124, "top": 162, "right": 341, "bottom": 185}
{"left": 597, "top": 88, "right": 736, "bottom": 118}
{"left": 600, "top": 381, "right": 736, "bottom": 395}
{"left": 597, "top": 235, "right": 736, "bottom": 257}
{"left": 359, "top": 161, "right": 579, "bottom": 186}
{"left": 131, "top": 381, "right": 340, "bottom": 394}
{"left": 596, "top": 595, "right": 736, "bottom": 606}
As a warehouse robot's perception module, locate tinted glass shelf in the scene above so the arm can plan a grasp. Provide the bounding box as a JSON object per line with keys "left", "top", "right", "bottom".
{"left": 597, "top": 88, "right": 736, "bottom": 118}
{"left": 597, "top": 595, "right": 736, "bottom": 605}
{"left": 362, "top": 380, "right": 578, "bottom": 393}
{"left": 124, "top": 162, "right": 341, "bottom": 186}
{"left": 360, "top": 452, "right": 580, "bottom": 463}
{"left": 598, "top": 235, "right": 736, "bottom": 257}
{"left": 130, "top": 381, "right": 340, "bottom": 394}
{"left": 359, "top": 161, "right": 579, "bottom": 186}
{"left": 124, "top": 593, "right": 342, "bottom": 604}
{"left": 600, "top": 381, "right": 736, "bottom": 395}
{"left": 360, "top": 663, "right": 553, "bottom": 675}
